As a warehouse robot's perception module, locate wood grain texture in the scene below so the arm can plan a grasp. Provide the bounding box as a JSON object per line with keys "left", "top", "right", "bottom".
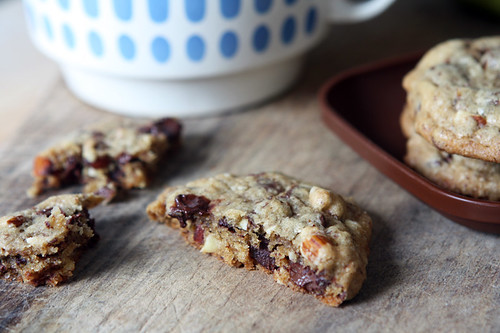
{"left": 1, "top": 0, "right": 500, "bottom": 332}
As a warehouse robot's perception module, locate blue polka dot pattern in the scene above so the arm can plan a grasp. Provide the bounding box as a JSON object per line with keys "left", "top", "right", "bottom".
{"left": 89, "top": 31, "right": 104, "bottom": 56}
{"left": 284, "top": 0, "right": 297, "bottom": 5}
{"left": 185, "top": 0, "right": 205, "bottom": 22}
{"left": 255, "top": 0, "right": 272, "bottom": 14}
{"left": 253, "top": 25, "right": 270, "bottom": 53}
{"left": 43, "top": 16, "right": 53, "bottom": 40}
{"left": 113, "top": 0, "right": 133, "bottom": 21}
{"left": 152, "top": 37, "right": 170, "bottom": 62}
{"left": 187, "top": 35, "right": 205, "bottom": 61}
{"left": 148, "top": 0, "right": 168, "bottom": 23}
{"left": 119, "top": 35, "right": 136, "bottom": 60}
{"left": 305, "top": 7, "right": 317, "bottom": 35}
{"left": 220, "top": 31, "right": 238, "bottom": 58}
{"left": 58, "top": 0, "right": 70, "bottom": 11}
{"left": 281, "top": 16, "right": 296, "bottom": 45}
{"left": 83, "top": 0, "right": 99, "bottom": 18}
{"left": 220, "top": 0, "right": 240, "bottom": 19}
{"left": 62, "top": 24, "right": 75, "bottom": 49}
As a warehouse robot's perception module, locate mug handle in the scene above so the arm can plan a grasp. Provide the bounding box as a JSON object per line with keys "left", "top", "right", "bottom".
{"left": 328, "top": 0, "right": 396, "bottom": 23}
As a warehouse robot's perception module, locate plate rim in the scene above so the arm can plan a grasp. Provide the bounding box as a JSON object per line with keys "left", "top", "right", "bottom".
{"left": 318, "top": 53, "right": 500, "bottom": 232}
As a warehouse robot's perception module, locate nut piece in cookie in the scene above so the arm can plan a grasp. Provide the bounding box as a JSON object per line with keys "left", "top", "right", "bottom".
{"left": 146, "top": 172, "right": 372, "bottom": 307}
{"left": 0, "top": 194, "right": 103, "bottom": 286}
{"left": 28, "top": 118, "right": 182, "bottom": 202}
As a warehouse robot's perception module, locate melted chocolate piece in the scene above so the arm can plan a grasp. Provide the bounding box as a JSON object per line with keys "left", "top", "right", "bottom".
{"left": 170, "top": 194, "right": 211, "bottom": 228}
{"left": 15, "top": 255, "right": 27, "bottom": 266}
{"left": 139, "top": 118, "right": 182, "bottom": 144}
{"left": 218, "top": 218, "right": 235, "bottom": 233}
{"left": 52, "top": 155, "right": 83, "bottom": 186}
{"left": 66, "top": 209, "right": 90, "bottom": 226}
{"left": 320, "top": 215, "right": 329, "bottom": 228}
{"left": 249, "top": 246, "right": 276, "bottom": 271}
{"left": 253, "top": 173, "right": 285, "bottom": 194}
{"left": 288, "top": 262, "right": 331, "bottom": 295}
{"left": 37, "top": 208, "right": 53, "bottom": 217}
{"left": 249, "top": 233, "right": 276, "bottom": 271}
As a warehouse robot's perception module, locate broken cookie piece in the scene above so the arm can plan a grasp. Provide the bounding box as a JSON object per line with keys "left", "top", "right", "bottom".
{"left": 0, "top": 194, "right": 103, "bottom": 286}
{"left": 28, "top": 118, "right": 182, "bottom": 202}
{"left": 146, "top": 172, "right": 372, "bottom": 307}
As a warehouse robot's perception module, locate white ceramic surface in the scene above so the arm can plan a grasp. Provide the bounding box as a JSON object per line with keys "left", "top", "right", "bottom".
{"left": 23, "top": 0, "right": 395, "bottom": 117}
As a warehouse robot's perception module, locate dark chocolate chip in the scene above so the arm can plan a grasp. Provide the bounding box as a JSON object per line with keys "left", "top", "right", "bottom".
{"left": 320, "top": 215, "right": 329, "bottom": 228}
{"left": 139, "top": 118, "right": 182, "bottom": 144}
{"left": 170, "top": 194, "right": 211, "bottom": 228}
{"left": 37, "top": 208, "right": 53, "bottom": 217}
{"left": 15, "top": 255, "right": 27, "bottom": 266}
{"left": 45, "top": 221, "right": 52, "bottom": 229}
{"left": 60, "top": 156, "right": 83, "bottom": 185}
{"left": 66, "top": 209, "right": 89, "bottom": 226}
{"left": 0, "top": 264, "right": 6, "bottom": 274}
{"left": 6, "top": 216, "right": 25, "bottom": 228}
{"left": 218, "top": 217, "right": 235, "bottom": 233}
{"left": 288, "top": 262, "right": 330, "bottom": 295}
{"left": 249, "top": 246, "right": 276, "bottom": 271}
{"left": 257, "top": 179, "right": 285, "bottom": 194}
{"left": 257, "top": 233, "right": 269, "bottom": 250}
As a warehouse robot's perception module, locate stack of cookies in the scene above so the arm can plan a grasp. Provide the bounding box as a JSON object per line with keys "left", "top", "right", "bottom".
{"left": 401, "top": 36, "right": 500, "bottom": 201}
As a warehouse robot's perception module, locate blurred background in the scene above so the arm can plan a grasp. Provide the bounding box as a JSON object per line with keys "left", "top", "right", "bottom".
{"left": 0, "top": 0, "right": 499, "bottom": 147}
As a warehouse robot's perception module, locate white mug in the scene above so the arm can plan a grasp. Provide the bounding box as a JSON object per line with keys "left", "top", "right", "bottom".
{"left": 23, "top": 0, "right": 395, "bottom": 117}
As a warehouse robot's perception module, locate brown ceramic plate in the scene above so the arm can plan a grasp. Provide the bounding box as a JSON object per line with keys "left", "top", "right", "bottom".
{"left": 320, "top": 53, "right": 500, "bottom": 234}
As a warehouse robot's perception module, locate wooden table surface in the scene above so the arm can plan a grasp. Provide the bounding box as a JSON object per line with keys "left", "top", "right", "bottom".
{"left": 1, "top": 0, "right": 499, "bottom": 332}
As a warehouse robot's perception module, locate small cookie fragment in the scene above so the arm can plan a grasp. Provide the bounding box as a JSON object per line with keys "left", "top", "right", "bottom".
{"left": 147, "top": 172, "right": 372, "bottom": 307}
{"left": 0, "top": 194, "right": 103, "bottom": 286}
{"left": 28, "top": 118, "right": 182, "bottom": 202}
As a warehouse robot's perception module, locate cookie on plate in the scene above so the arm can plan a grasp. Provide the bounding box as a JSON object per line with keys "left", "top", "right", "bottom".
{"left": 403, "top": 36, "right": 500, "bottom": 163}
{"left": 28, "top": 118, "right": 182, "bottom": 202}
{"left": 401, "top": 105, "right": 500, "bottom": 200}
{"left": 146, "top": 172, "right": 372, "bottom": 307}
{"left": 0, "top": 194, "right": 102, "bottom": 286}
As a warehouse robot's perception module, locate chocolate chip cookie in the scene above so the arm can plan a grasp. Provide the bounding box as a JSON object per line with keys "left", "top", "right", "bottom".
{"left": 147, "top": 172, "right": 372, "bottom": 307}
{"left": 0, "top": 194, "right": 102, "bottom": 286}
{"left": 403, "top": 36, "right": 500, "bottom": 163}
{"left": 401, "top": 105, "right": 500, "bottom": 200}
{"left": 28, "top": 118, "right": 181, "bottom": 202}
